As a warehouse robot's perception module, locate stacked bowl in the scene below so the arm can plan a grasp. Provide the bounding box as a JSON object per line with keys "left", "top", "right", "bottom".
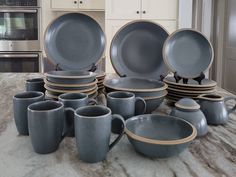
{"left": 164, "top": 76, "right": 217, "bottom": 102}
{"left": 103, "top": 77, "right": 168, "bottom": 113}
{"left": 96, "top": 71, "right": 106, "bottom": 92}
{"left": 44, "top": 71, "right": 98, "bottom": 100}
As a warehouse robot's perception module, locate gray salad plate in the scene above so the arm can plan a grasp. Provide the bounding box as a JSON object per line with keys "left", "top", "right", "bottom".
{"left": 45, "top": 71, "right": 96, "bottom": 85}
{"left": 125, "top": 114, "right": 197, "bottom": 158}
{"left": 44, "top": 13, "right": 106, "bottom": 70}
{"left": 110, "top": 21, "right": 169, "bottom": 80}
{"left": 163, "top": 29, "right": 214, "bottom": 78}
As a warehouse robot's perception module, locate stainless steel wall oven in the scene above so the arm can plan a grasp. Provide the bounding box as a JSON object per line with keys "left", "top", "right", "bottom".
{"left": 0, "top": 0, "right": 42, "bottom": 72}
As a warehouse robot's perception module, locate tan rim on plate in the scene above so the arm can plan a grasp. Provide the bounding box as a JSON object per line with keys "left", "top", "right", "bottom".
{"left": 167, "top": 87, "right": 216, "bottom": 94}
{"left": 166, "top": 84, "right": 216, "bottom": 91}
{"left": 45, "top": 84, "right": 98, "bottom": 94}
{"left": 44, "top": 78, "right": 98, "bottom": 87}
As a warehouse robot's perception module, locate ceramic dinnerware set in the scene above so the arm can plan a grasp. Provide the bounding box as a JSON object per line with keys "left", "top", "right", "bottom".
{"left": 12, "top": 12, "right": 236, "bottom": 163}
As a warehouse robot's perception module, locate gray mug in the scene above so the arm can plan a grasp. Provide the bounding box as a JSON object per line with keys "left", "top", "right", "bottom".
{"left": 25, "top": 78, "right": 45, "bottom": 93}
{"left": 58, "top": 93, "right": 97, "bottom": 137}
{"left": 107, "top": 91, "right": 146, "bottom": 133}
{"left": 13, "top": 91, "right": 44, "bottom": 135}
{"left": 75, "top": 105, "right": 125, "bottom": 163}
{"left": 28, "top": 101, "right": 74, "bottom": 154}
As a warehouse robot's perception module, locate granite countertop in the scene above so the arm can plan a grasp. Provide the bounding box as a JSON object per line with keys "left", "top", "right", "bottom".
{"left": 0, "top": 73, "right": 236, "bottom": 177}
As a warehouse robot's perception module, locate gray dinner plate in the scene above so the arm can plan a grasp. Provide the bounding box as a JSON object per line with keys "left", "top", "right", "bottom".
{"left": 110, "top": 21, "right": 169, "bottom": 80}
{"left": 163, "top": 29, "right": 214, "bottom": 78}
{"left": 45, "top": 13, "right": 106, "bottom": 70}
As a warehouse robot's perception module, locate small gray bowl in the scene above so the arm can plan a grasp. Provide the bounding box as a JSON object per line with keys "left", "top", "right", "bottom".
{"left": 125, "top": 114, "right": 197, "bottom": 158}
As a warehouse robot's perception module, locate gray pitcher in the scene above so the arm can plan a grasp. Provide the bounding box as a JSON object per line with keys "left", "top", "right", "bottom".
{"left": 198, "top": 94, "right": 236, "bottom": 125}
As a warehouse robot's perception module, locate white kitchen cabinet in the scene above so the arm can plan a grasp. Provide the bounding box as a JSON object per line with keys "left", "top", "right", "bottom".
{"left": 51, "top": 0, "right": 105, "bottom": 11}
{"left": 142, "top": 0, "right": 178, "bottom": 20}
{"left": 106, "top": 0, "right": 141, "bottom": 20}
{"left": 106, "top": 0, "right": 178, "bottom": 20}
{"left": 79, "top": 0, "right": 105, "bottom": 10}
{"left": 51, "top": 0, "right": 78, "bottom": 10}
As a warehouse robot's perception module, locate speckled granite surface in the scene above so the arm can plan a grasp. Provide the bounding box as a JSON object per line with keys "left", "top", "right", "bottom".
{"left": 0, "top": 73, "right": 236, "bottom": 177}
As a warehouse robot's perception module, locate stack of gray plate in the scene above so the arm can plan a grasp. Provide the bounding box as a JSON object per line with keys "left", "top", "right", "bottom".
{"left": 164, "top": 76, "right": 217, "bottom": 102}
{"left": 96, "top": 71, "right": 106, "bottom": 92}
{"left": 44, "top": 71, "right": 98, "bottom": 100}
{"left": 103, "top": 77, "right": 168, "bottom": 113}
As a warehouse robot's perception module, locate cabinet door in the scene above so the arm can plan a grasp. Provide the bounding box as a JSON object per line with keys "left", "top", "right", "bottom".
{"left": 152, "top": 20, "right": 178, "bottom": 34}
{"left": 105, "top": 20, "right": 133, "bottom": 73}
{"left": 106, "top": 0, "right": 141, "bottom": 20}
{"left": 142, "top": 0, "right": 178, "bottom": 20}
{"left": 79, "top": 0, "right": 105, "bottom": 10}
{"left": 51, "top": 0, "right": 79, "bottom": 9}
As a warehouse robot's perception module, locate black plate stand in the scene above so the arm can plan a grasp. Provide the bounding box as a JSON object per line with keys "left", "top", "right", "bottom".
{"left": 174, "top": 72, "right": 205, "bottom": 85}
{"left": 54, "top": 63, "right": 97, "bottom": 72}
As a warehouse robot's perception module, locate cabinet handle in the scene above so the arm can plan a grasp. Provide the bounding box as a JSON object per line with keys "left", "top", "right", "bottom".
{"left": 143, "top": 11, "right": 146, "bottom": 14}
{"left": 136, "top": 11, "right": 140, "bottom": 14}
{"left": 80, "top": 1, "right": 83, "bottom": 4}
{"left": 74, "top": 1, "right": 77, "bottom": 4}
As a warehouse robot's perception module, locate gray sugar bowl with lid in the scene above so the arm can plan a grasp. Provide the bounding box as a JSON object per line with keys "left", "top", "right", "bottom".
{"left": 170, "top": 98, "right": 208, "bottom": 137}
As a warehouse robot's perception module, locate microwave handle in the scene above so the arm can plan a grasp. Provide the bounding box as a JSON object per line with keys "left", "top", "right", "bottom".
{"left": 0, "top": 9, "right": 37, "bottom": 13}
{"left": 0, "top": 54, "right": 38, "bottom": 58}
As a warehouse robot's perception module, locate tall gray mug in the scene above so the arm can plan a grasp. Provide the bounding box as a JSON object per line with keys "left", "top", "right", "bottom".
{"left": 74, "top": 105, "right": 125, "bottom": 163}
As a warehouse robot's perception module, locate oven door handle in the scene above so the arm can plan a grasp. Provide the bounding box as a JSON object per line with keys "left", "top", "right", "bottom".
{"left": 0, "top": 54, "right": 38, "bottom": 58}
{"left": 0, "top": 9, "right": 37, "bottom": 13}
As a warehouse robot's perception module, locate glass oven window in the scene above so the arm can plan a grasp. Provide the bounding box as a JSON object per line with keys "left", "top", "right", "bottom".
{"left": 0, "top": 10, "right": 38, "bottom": 40}
{"left": 0, "top": 55, "right": 39, "bottom": 72}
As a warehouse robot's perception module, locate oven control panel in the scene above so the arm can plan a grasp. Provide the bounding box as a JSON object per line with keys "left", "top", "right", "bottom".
{"left": 0, "top": 0, "right": 38, "bottom": 7}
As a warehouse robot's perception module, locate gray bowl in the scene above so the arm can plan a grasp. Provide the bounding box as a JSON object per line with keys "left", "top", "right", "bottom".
{"left": 125, "top": 114, "right": 197, "bottom": 158}
{"left": 104, "top": 77, "right": 167, "bottom": 97}
{"left": 143, "top": 94, "right": 167, "bottom": 113}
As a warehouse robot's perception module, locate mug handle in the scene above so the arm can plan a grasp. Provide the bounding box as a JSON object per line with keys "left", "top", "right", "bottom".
{"left": 135, "top": 97, "right": 147, "bottom": 115}
{"left": 224, "top": 97, "right": 236, "bottom": 114}
{"left": 88, "top": 99, "right": 98, "bottom": 105}
{"left": 109, "top": 114, "right": 125, "bottom": 151}
{"left": 61, "top": 107, "right": 74, "bottom": 141}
